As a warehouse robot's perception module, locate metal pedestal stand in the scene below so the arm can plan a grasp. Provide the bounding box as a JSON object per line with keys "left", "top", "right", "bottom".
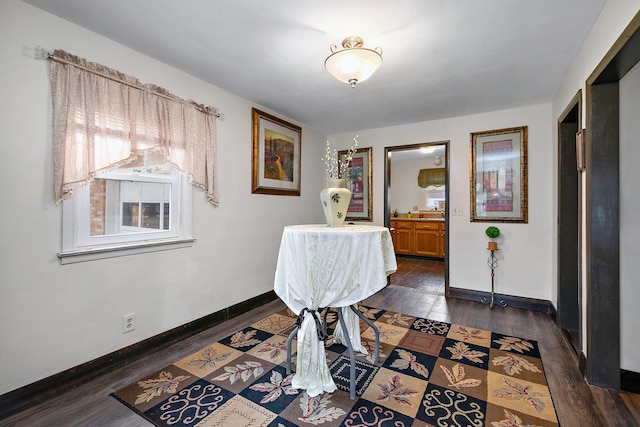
{"left": 481, "top": 249, "right": 507, "bottom": 309}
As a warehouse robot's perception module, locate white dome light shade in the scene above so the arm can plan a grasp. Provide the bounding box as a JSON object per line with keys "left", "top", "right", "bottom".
{"left": 325, "top": 37, "right": 382, "bottom": 88}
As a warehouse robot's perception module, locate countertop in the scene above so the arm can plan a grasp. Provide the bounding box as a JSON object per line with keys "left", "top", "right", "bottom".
{"left": 390, "top": 216, "right": 444, "bottom": 222}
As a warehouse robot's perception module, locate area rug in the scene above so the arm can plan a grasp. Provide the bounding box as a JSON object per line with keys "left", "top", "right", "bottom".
{"left": 112, "top": 305, "right": 559, "bottom": 426}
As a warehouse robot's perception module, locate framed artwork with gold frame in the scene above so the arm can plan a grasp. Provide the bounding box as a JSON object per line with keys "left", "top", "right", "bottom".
{"left": 251, "top": 108, "right": 301, "bottom": 195}
{"left": 338, "top": 146, "right": 372, "bottom": 221}
{"left": 470, "top": 126, "right": 528, "bottom": 223}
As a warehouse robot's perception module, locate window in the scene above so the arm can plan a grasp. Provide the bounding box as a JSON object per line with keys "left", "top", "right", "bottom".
{"left": 48, "top": 50, "right": 226, "bottom": 263}
{"left": 420, "top": 186, "right": 446, "bottom": 211}
{"left": 60, "top": 151, "right": 193, "bottom": 264}
{"left": 49, "top": 50, "right": 221, "bottom": 263}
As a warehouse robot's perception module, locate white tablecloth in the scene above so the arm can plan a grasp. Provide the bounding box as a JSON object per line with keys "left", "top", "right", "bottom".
{"left": 273, "top": 224, "right": 397, "bottom": 396}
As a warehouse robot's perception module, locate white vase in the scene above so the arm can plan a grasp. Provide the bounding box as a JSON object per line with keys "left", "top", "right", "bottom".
{"left": 320, "top": 178, "right": 352, "bottom": 227}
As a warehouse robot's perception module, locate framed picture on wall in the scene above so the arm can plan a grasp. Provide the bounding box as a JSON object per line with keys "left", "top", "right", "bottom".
{"left": 251, "top": 108, "right": 301, "bottom": 195}
{"left": 470, "top": 126, "right": 528, "bottom": 223}
{"left": 338, "top": 146, "right": 372, "bottom": 221}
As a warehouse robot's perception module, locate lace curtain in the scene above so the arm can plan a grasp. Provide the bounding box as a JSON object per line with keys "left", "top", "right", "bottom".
{"left": 50, "top": 49, "right": 219, "bottom": 205}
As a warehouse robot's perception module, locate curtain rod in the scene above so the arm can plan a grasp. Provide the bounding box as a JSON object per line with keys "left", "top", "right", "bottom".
{"left": 34, "top": 46, "right": 223, "bottom": 119}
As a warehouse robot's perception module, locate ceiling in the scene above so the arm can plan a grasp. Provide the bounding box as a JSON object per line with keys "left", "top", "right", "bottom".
{"left": 24, "top": 0, "right": 607, "bottom": 135}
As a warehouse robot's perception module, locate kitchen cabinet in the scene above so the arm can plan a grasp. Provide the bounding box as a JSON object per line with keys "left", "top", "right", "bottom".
{"left": 390, "top": 219, "right": 445, "bottom": 258}
{"left": 391, "top": 220, "right": 413, "bottom": 255}
{"left": 414, "top": 221, "right": 445, "bottom": 257}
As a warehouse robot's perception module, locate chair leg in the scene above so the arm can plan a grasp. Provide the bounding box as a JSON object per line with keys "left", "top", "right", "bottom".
{"left": 337, "top": 308, "right": 356, "bottom": 400}
{"left": 321, "top": 307, "right": 331, "bottom": 339}
{"left": 285, "top": 326, "right": 298, "bottom": 375}
{"left": 322, "top": 307, "right": 329, "bottom": 325}
{"left": 350, "top": 305, "right": 380, "bottom": 364}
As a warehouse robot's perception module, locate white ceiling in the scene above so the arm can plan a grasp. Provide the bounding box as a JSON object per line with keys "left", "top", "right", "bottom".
{"left": 24, "top": 0, "right": 606, "bottom": 134}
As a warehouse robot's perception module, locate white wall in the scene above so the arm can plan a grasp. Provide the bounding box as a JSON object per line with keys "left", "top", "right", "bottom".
{"left": 390, "top": 158, "right": 443, "bottom": 214}
{"left": 552, "top": 0, "right": 640, "bottom": 360}
{"left": 620, "top": 62, "right": 640, "bottom": 372}
{"left": 0, "top": 0, "right": 327, "bottom": 394}
{"left": 330, "top": 103, "right": 555, "bottom": 301}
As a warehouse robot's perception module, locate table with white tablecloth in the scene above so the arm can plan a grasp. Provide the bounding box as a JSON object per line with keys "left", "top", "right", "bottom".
{"left": 273, "top": 224, "right": 397, "bottom": 397}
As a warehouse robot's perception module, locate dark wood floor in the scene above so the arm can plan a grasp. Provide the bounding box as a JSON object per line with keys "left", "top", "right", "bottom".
{"left": 3, "top": 259, "right": 639, "bottom": 426}
{"left": 390, "top": 256, "right": 445, "bottom": 295}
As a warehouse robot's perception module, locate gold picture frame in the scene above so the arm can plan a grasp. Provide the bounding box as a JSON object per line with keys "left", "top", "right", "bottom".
{"left": 338, "top": 146, "right": 373, "bottom": 221}
{"left": 470, "top": 126, "right": 528, "bottom": 223}
{"left": 251, "top": 108, "right": 301, "bottom": 195}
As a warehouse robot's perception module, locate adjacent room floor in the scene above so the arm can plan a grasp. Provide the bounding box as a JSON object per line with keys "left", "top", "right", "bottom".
{"left": 391, "top": 256, "right": 445, "bottom": 295}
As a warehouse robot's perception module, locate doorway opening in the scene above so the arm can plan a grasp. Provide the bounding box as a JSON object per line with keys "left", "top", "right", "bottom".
{"left": 557, "top": 90, "right": 582, "bottom": 359}
{"left": 384, "top": 141, "right": 449, "bottom": 296}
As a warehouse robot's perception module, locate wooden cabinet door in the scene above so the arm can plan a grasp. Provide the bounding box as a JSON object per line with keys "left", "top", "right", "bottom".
{"left": 395, "top": 228, "right": 414, "bottom": 254}
{"left": 390, "top": 226, "right": 398, "bottom": 251}
{"left": 439, "top": 223, "right": 445, "bottom": 257}
{"left": 391, "top": 220, "right": 413, "bottom": 255}
{"left": 414, "top": 222, "right": 444, "bottom": 258}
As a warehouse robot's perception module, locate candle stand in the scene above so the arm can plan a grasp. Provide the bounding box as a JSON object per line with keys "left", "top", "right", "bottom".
{"left": 481, "top": 248, "right": 507, "bottom": 309}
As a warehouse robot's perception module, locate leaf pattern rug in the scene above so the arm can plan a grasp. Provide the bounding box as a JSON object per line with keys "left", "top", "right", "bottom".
{"left": 112, "top": 305, "right": 559, "bottom": 426}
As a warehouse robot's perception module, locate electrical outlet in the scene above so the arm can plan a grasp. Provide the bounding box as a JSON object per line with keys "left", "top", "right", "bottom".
{"left": 413, "top": 205, "right": 419, "bottom": 211}
{"left": 452, "top": 207, "right": 463, "bottom": 216}
{"left": 123, "top": 313, "right": 136, "bottom": 333}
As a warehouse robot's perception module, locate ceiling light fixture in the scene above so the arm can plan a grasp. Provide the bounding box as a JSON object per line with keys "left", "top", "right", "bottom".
{"left": 324, "top": 36, "right": 382, "bottom": 88}
{"left": 420, "top": 147, "right": 435, "bottom": 154}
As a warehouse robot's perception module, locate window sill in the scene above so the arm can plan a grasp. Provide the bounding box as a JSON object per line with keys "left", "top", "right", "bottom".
{"left": 58, "top": 238, "right": 195, "bottom": 265}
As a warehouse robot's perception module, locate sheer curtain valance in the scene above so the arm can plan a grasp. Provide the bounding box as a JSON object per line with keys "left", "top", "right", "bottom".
{"left": 50, "top": 49, "right": 219, "bottom": 205}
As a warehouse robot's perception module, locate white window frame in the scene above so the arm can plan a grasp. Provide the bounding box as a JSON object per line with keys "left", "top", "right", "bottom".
{"left": 59, "top": 167, "right": 194, "bottom": 264}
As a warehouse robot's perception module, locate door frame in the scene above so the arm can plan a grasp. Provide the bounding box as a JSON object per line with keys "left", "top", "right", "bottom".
{"left": 384, "top": 141, "right": 450, "bottom": 295}
{"left": 556, "top": 90, "right": 582, "bottom": 358}
{"left": 584, "top": 11, "right": 640, "bottom": 389}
